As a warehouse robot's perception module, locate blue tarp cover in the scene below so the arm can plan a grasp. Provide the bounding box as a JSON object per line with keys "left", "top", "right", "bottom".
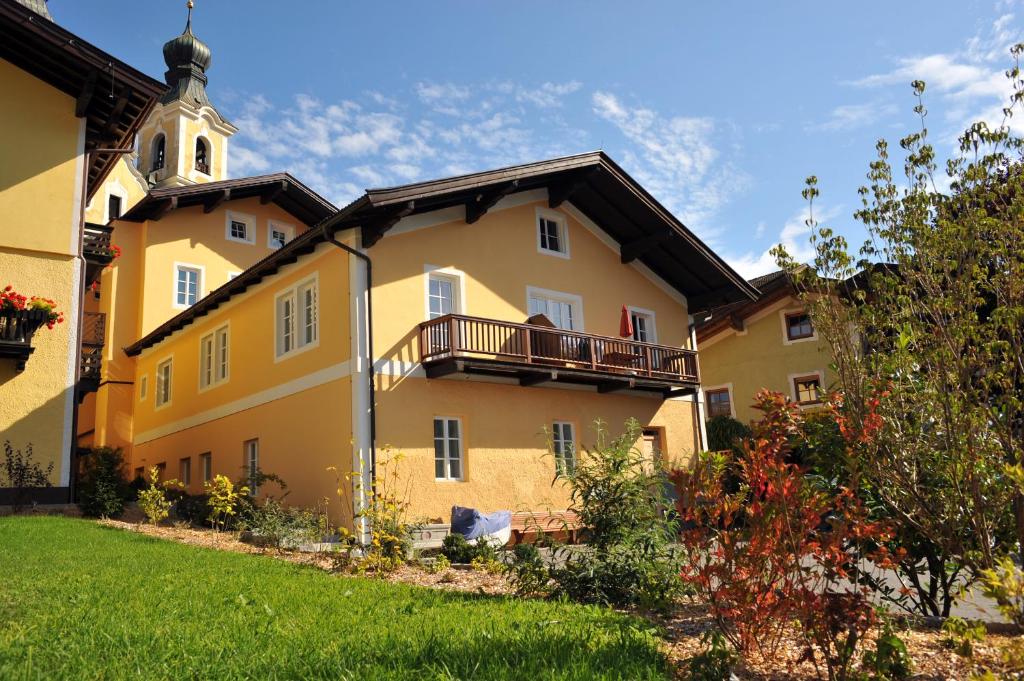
{"left": 450, "top": 506, "right": 511, "bottom": 541}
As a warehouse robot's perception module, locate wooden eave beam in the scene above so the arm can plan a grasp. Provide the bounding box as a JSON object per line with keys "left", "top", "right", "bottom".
{"left": 75, "top": 69, "right": 97, "bottom": 118}
{"left": 260, "top": 180, "right": 288, "bottom": 205}
{"left": 361, "top": 201, "right": 415, "bottom": 248}
{"left": 203, "top": 188, "right": 231, "bottom": 213}
{"left": 465, "top": 180, "right": 519, "bottom": 224}
{"left": 729, "top": 313, "right": 745, "bottom": 332}
{"left": 149, "top": 196, "right": 177, "bottom": 221}
{"left": 620, "top": 230, "right": 673, "bottom": 264}
{"left": 598, "top": 378, "right": 635, "bottom": 393}
{"left": 548, "top": 168, "right": 597, "bottom": 208}
{"left": 664, "top": 387, "right": 697, "bottom": 399}
{"left": 688, "top": 286, "right": 749, "bottom": 311}
{"left": 520, "top": 370, "right": 557, "bottom": 387}
{"left": 425, "top": 360, "right": 462, "bottom": 379}
{"left": 101, "top": 86, "right": 132, "bottom": 139}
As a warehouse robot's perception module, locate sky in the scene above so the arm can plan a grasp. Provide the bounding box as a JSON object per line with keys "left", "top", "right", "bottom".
{"left": 53, "top": 1, "right": 1023, "bottom": 279}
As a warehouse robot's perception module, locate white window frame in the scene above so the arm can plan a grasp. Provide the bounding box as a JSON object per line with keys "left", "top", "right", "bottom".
{"left": 198, "top": 323, "right": 230, "bottom": 391}
{"left": 267, "top": 221, "right": 295, "bottom": 249}
{"left": 423, "top": 265, "right": 466, "bottom": 320}
{"left": 626, "top": 306, "right": 658, "bottom": 344}
{"left": 173, "top": 262, "right": 204, "bottom": 309}
{"left": 225, "top": 211, "right": 257, "bottom": 245}
{"left": 433, "top": 416, "right": 464, "bottom": 481}
{"left": 551, "top": 421, "right": 576, "bottom": 475}
{"left": 535, "top": 207, "right": 570, "bottom": 258}
{"left": 525, "top": 286, "right": 584, "bottom": 331}
{"left": 274, "top": 273, "right": 320, "bottom": 361}
{"left": 138, "top": 375, "right": 148, "bottom": 401}
{"left": 155, "top": 356, "right": 173, "bottom": 410}
{"left": 789, "top": 370, "right": 825, "bottom": 406}
{"left": 244, "top": 439, "right": 259, "bottom": 494}
{"left": 780, "top": 308, "right": 818, "bottom": 346}
{"left": 703, "top": 383, "right": 736, "bottom": 419}
{"left": 104, "top": 181, "right": 128, "bottom": 223}
{"left": 200, "top": 452, "right": 212, "bottom": 483}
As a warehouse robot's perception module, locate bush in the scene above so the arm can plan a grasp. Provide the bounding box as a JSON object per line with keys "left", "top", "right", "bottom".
{"left": 979, "top": 556, "right": 1024, "bottom": 629}
{"left": 242, "top": 498, "right": 328, "bottom": 550}
{"left": 705, "top": 415, "right": 750, "bottom": 453}
{"left": 536, "top": 419, "right": 683, "bottom": 610}
{"left": 137, "top": 467, "right": 173, "bottom": 525}
{"left": 683, "top": 630, "right": 738, "bottom": 681}
{"left": 204, "top": 474, "right": 249, "bottom": 531}
{"left": 174, "top": 493, "right": 212, "bottom": 524}
{"left": 440, "top": 532, "right": 497, "bottom": 564}
{"left": 424, "top": 554, "right": 451, "bottom": 574}
{"left": 77, "top": 447, "right": 132, "bottom": 518}
{"left": 1, "top": 441, "right": 53, "bottom": 511}
{"left": 507, "top": 543, "right": 550, "bottom": 597}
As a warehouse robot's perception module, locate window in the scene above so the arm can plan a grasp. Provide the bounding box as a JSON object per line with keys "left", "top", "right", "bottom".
{"left": 179, "top": 457, "right": 191, "bottom": 486}
{"left": 244, "top": 439, "right": 259, "bottom": 493}
{"left": 108, "top": 194, "right": 122, "bottom": 221}
{"left": 629, "top": 308, "right": 657, "bottom": 344}
{"left": 199, "top": 325, "right": 229, "bottom": 390}
{"left": 785, "top": 312, "right": 815, "bottom": 342}
{"left": 552, "top": 422, "right": 575, "bottom": 474}
{"left": 225, "top": 212, "right": 256, "bottom": 244}
{"left": 200, "top": 452, "right": 212, "bottom": 483}
{"left": 705, "top": 388, "right": 733, "bottom": 418}
{"left": 527, "top": 289, "right": 581, "bottom": 331}
{"left": 134, "top": 467, "right": 144, "bottom": 480}
{"left": 138, "top": 375, "right": 147, "bottom": 401}
{"left": 195, "top": 137, "right": 210, "bottom": 174}
{"left": 151, "top": 134, "right": 165, "bottom": 172}
{"left": 275, "top": 276, "right": 319, "bottom": 359}
{"left": 427, "top": 274, "right": 456, "bottom": 319}
{"left": 175, "top": 265, "right": 202, "bottom": 308}
{"left": 537, "top": 210, "right": 569, "bottom": 257}
{"left": 268, "top": 222, "right": 294, "bottom": 249}
{"left": 793, "top": 374, "right": 823, "bottom": 405}
{"left": 155, "top": 358, "right": 172, "bottom": 408}
{"left": 433, "top": 417, "right": 463, "bottom": 480}
{"left": 156, "top": 462, "right": 166, "bottom": 480}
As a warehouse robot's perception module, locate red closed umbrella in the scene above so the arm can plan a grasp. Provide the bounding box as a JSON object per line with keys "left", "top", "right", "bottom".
{"left": 619, "top": 305, "right": 634, "bottom": 338}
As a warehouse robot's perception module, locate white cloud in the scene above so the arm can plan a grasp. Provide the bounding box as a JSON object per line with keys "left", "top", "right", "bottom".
{"left": 727, "top": 204, "right": 842, "bottom": 280}
{"left": 516, "top": 81, "right": 583, "bottom": 108}
{"left": 811, "top": 101, "right": 899, "bottom": 131}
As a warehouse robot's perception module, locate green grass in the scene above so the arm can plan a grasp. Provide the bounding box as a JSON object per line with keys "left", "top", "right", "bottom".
{"left": 0, "top": 516, "right": 670, "bottom": 680}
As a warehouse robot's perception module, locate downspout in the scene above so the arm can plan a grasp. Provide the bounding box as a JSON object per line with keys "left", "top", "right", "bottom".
{"left": 320, "top": 224, "right": 377, "bottom": 504}
{"left": 688, "top": 316, "right": 708, "bottom": 453}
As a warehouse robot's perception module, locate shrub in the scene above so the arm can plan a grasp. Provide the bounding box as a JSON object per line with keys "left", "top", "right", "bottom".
{"left": 861, "top": 621, "right": 912, "bottom": 680}
{"left": 174, "top": 493, "right": 212, "bottom": 524}
{"left": 978, "top": 556, "right": 1024, "bottom": 630}
{"left": 77, "top": 447, "right": 131, "bottom": 518}
{"left": 672, "top": 390, "right": 898, "bottom": 677}
{"left": 507, "top": 543, "right": 550, "bottom": 597}
{"left": 554, "top": 419, "right": 682, "bottom": 610}
{"left": 683, "top": 630, "right": 738, "bottom": 681}
{"left": 941, "top": 617, "right": 987, "bottom": 659}
{"left": 204, "top": 474, "right": 249, "bottom": 531}
{"left": 1, "top": 441, "right": 53, "bottom": 511}
{"left": 705, "top": 415, "right": 750, "bottom": 453}
{"left": 242, "top": 497, "right": 329, "bottom": 551}
{"left": 440, "top": 532, "right": 498, "bottom": 564}
{"left": 424, "top": 554, "right": 451, "bottom": 574}
{"left": 470, "top": 554, "right": 504, "bottom": 575}
{"left": 137, "top": 467, "right": 173, "bottom": 525}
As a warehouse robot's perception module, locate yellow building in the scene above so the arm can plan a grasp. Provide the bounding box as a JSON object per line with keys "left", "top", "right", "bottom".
{"left": 695, "top": 269, "right": 835, "bottom": 426}
{"left": 0, "top": 0, "right": 163, "bottom": 503}
{"left": 123, "top": 153, "right": 757, "bottom": 526}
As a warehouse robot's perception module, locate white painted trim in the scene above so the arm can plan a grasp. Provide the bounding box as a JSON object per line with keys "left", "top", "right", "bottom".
{"left": 103, "top": 178, "right": 129, "bottom": 224}
{"left": 273, "top": 272, "right": 320, "bottom": 363}
{"left": 268, "top": 220, "right": 296, "bottom": 249}
{"left": 225, "top": 210, "right": 257, "bottom": 245}
{"left": 197, "top": 322, "right": 230, "bottom": 393}
{"left": 788, "top": 369, "right": 826, "bottom": 406}
{"left": 154, "top": 355, "right": 174, "bottom": 411}
{"left": 135, "top": 361, "right": 351, "bottom": 445}
{"left": 690, "top": 320, "right": 708, "bottom": 452}
{"left": 551, "top": 420, "right": 577, "bottom": 472}
{"left": 433, "top": 415, "right": 465, "bottom": 481}
{"left": 698, "top": 296, "right": 797, "bottom": 350}
{"left": 780, "top": 306, "right": 818, "bottom": 346}
{"left": 172, "top": 262, "right": 205, "bottom": 309}
{"left": 349, "top": 251, "right": 372, "bottom": 542}
{"left": 138, "top": 374, "right": 148, "bottom": 401}
{"left": 423, "top": 264, "right": 467, "bottom": 319}
{"left": 703, "top": 382, "right": 736, "bottom": 419}
{"left": 535, "top": 206, "right": 570, "bottom": 259}
{"left": 561, "top": 201, "right": 688, "bottom": 307}
{"left": 525, "top": 285, "right": 585, "bottom": 331}
{"left": 626, "top": 305, "right": 658, "bottom": 343}
{"left": 226, "top": 271, "right": 241, "bottom": 282}
{"left": 384, "top": 188, "right": 549, "bottom": 240}
{"left": 61, "top": 119, "right": 86, "bottom": 486}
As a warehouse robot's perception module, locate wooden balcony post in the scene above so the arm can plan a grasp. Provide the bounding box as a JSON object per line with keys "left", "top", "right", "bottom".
{"left": 448, "top": 316, "right": 458, "bottom": 355}
{"left": 522, "top": 326, "right": 532, "bottom": 363}
{"left": 644, "top": 346, "right": 653, "bottom": 377}
{"left": 589, "top": 337, "right": 597, "bottom": 370}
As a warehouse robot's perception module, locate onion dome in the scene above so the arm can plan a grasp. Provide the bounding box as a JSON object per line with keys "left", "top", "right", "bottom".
{"left": 160, "top": 1, "right": 213, "bottom": 109}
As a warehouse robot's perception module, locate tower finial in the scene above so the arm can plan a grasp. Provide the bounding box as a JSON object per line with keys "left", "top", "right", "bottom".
{"left": 185, "top": 1, "right": 194, "bottom": 33}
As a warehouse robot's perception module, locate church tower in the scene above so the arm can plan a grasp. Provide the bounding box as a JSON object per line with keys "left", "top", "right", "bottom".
{"left": 136, "top": 2, "right": 237, "bottom": 187}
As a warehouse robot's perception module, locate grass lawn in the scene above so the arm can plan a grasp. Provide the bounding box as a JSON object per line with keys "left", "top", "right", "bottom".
{"left": 0, "top": 516, "right": 669, "bottom": 680}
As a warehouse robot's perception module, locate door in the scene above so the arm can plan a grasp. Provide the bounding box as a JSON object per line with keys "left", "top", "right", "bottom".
{"left": 528, "top": 295, "right": 576, "bottom": 330}
{"left": 427, "top": 274, "right": 458, "bottom": 354}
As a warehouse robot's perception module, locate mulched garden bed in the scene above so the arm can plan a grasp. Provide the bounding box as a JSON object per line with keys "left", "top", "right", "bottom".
{"left": 98, "top": 519, "right": 1024, "bottom": 680}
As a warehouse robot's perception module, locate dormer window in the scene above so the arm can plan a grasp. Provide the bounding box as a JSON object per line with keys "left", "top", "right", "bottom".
{"left": 536, "top": 208, "right": 569, "bottom": 258}
{"left": 195, "top": 137, "right": 210, "bottom": 175}
{"left": 152, "top": 135, "right": 165, "bottom": 172}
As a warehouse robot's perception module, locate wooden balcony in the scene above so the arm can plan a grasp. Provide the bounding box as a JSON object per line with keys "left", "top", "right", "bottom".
{"left": 0, "top": 309, "right": 49, "bottom": 371}
{"left": 418, "top": 314, "right": 700, "bottom": 397}
{"left": 77, "top": 311, "right": 105, "bottom": 400}
{"left": 83, "top": 223, "right": 114, "bottom": 286}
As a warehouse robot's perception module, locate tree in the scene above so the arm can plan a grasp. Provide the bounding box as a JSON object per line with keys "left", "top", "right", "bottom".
{"left": 774, "top": 46, "right": 1024, "bottom": 621}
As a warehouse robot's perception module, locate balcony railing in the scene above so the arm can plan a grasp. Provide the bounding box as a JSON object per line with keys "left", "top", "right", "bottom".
{"left": 418, "top": 314, "right": 699, "bottom": 392}
{"left": 83, "top": 223, "right": 114, "bottom": 287}
{"left": 77, "top": 311, "right": 105, "bottom": 399}
{"left": 0, "top": 309, "right": 49, "bottom": 371}
{"left": 195, "top": 159, "right": 210, "bottom": 175}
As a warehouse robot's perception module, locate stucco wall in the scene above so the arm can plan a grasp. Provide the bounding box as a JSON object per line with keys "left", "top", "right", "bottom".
{"left": 699, "top": 295, "right": 835, "bottom": 424}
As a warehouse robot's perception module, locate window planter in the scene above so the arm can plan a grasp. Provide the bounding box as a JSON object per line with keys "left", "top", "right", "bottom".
{"left": 0, "top": 309, "right": 50, "bottom": 371}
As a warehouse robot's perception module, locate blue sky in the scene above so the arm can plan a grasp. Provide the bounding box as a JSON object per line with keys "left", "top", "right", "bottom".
{"left": 55, "top": 1, "right": 1022, "bottom": 278}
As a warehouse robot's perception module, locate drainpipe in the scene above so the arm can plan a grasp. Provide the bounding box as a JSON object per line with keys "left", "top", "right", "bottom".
{"left": 320, "top": 224, "right": 376, "bottom": 531}
{"left": 688, "top": 316, "right": 708, "bottom": 453}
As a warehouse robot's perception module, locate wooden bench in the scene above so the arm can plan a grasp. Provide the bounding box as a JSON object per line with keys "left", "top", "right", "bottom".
{"left": 508, "top": 510, "right": 583, "bottom": 546}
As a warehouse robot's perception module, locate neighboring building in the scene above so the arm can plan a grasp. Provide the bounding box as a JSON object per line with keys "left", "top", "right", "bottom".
{"left": 123, "top": 153, "right": 757, "bottom": 525}
{"left": 695, "top": 268, "right": 835, "bottom": 425}
{"left": 0, "top": 0, "right": 163, "bottom": 502}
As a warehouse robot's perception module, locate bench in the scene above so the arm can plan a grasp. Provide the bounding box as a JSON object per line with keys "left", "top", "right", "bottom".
{"left": 508, "top": 510, "right": 583, "bottom": 546}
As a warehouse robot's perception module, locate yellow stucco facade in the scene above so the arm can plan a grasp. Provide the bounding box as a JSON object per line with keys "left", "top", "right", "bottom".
{"left": 698, "top": 293, "right": 835, "bottom": 425}
{"left": 0, "top": 58, "right": 85, "bottom": 490}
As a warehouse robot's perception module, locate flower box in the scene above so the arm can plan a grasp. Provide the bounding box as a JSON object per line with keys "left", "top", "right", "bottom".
{"left": 0, "top": 309, "right": 50, "bottom": 371}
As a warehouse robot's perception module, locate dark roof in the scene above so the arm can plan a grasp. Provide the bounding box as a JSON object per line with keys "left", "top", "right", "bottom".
{"left": 125, "top": 152, "right": 758, "bottom": 356}
{"left": 118, "top": 173, "right": 337, "bottom": 226}
{"left": 0, "top": 0, "right": 166, "bottom": 199}
{"left": 695, "top": 268, "right": 797, "bottom": 342}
